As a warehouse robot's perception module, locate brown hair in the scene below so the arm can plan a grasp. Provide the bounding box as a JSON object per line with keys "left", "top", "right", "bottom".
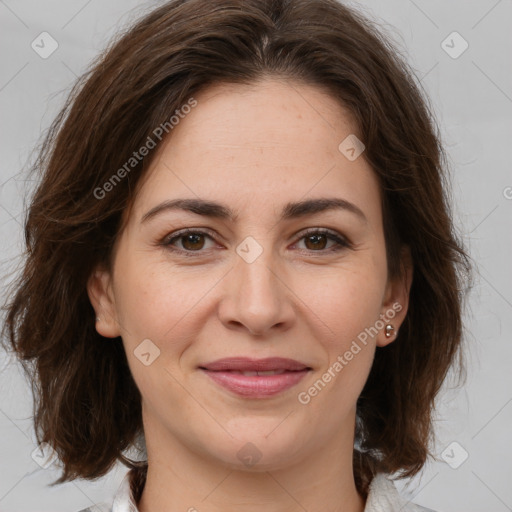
{"left": 1, "top": 0, "right": 471, "bottom": 497}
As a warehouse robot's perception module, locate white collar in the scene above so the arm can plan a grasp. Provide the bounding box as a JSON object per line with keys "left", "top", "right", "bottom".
{"left": 111, "top": 470, "right": 139, "bottom": 512}
{"left": 364, "top": 473, "right": 435, "bottom": 511}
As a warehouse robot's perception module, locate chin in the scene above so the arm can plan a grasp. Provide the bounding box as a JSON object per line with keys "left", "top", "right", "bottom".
{"left": 205, "top": 427, "right": 306, "bottom": 472}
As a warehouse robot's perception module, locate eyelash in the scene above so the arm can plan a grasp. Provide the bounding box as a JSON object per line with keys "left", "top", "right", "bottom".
{"left": 161, "top": 228, "right": 351, "bottom": 257}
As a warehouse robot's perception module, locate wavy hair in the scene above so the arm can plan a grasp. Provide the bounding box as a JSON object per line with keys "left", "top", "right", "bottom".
{"left": 1, "top": 0, "right": 471, "bottom": 498}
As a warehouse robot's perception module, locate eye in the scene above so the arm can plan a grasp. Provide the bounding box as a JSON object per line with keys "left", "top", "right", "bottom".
{"left": 163, "top": 229, "right": 217, "bottom": 254}
{"left": 161, "top": 227, "right": 350, "bottom": 257}
{"left": 293, "top": 228, "right": 351, "bottom": 253}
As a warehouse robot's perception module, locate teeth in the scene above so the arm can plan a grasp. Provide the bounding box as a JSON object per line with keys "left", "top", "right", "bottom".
{"left": 233, "top": 369, "right": 287, "bottom": 376}
{"left": 256, "top": 370, "right": 286, "bottom": 376}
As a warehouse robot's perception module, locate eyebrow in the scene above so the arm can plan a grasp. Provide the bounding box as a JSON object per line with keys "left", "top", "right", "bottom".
{"left": 141, "top": 197, "right": 367, "bottom": 224}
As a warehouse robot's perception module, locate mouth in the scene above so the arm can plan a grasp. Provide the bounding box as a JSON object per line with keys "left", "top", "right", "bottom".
{"left": 199, "top": 356, "right": 311, "bottom": 372}
{"left": 198, "top": 357, "right": 313, "bottom": 398}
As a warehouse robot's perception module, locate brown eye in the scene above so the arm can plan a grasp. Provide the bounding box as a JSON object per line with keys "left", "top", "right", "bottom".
{"left": 164, "top": 230, "right": 216, "bottom": 253}
{"left": 180, "top": 233, "right": 206, "bottom": 251}
{"left": 162, "top": 227, "right": 350, "bottom": 257}
{"left": 296, "top": 229, "right": 350, "bottom": 253}
{"left": 303, "top": 233, "right": 329, "bottom": 251}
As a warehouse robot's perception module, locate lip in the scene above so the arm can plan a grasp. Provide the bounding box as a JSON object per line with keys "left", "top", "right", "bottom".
{"left": 200, "top": 357, "right": 310, "bottom": 372}
{"left": 199, "top": 357, "right": 312, "bottom": 398}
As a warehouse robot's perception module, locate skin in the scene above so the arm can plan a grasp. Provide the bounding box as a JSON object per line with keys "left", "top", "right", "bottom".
{"left": 88, "top": 78, "right": 412, "bottom": 512}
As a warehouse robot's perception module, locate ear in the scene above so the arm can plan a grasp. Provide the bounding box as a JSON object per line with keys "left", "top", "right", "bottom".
{"left": 87, "top": 265, "right": 121, "bottom": 338}
{"left": 377, "top": 245, "right": 413, "bottom": 348}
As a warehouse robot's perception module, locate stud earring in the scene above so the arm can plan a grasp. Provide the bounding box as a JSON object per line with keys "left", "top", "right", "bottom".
{"left": 385, "top": 324, "right": 395, "bottom": 338}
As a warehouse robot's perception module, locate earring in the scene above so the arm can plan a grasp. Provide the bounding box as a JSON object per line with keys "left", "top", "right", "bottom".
{"left": 385, "top": 324, "right": 395, "bottom": 338}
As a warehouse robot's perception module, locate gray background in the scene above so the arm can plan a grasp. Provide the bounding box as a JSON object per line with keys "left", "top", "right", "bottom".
{"left": 0, "top": 1, "right": 511, "bottom": 510}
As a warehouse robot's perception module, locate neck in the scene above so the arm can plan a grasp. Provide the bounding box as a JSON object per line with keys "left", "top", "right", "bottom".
{"left": 136, "top": 410, "right": 366, "bottom": 512}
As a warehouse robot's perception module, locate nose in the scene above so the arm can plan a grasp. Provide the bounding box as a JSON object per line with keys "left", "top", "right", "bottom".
{"left": 217, "top": 248, "right": 295, "bottom": 337}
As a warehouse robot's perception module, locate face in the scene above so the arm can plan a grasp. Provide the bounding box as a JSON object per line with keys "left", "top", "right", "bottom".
{"left": 88, "top": 78, "right": 411, "bottom": 471}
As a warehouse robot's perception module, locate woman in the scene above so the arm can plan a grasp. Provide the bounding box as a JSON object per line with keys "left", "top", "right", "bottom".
{"left": 1, "top": 0, "right": 471, "bottom": 510}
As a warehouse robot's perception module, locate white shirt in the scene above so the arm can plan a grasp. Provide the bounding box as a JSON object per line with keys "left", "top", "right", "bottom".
{"left": 77, "top": 469, "right": 436, "bottom": 512}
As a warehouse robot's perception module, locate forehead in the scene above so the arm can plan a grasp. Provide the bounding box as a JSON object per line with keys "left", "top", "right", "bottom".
{"left": 162, "top": 78, "right": 359, "bottom": 164}
{"left": 126, "top": 78, "right": 381, "bottom": 227}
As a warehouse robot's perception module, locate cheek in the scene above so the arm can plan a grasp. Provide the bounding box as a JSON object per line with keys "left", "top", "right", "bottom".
{"left": 113, "top": 257, "right": 221, "bottom": 384}
{"left": 295, "top": 272, "right": 381, "bottom": 421}
{"left": 295, "top": 261, "right": 387, "bottom": 341}
{"left": 113, "top": 254, "right": 197, "bottom": 336}
{"left": 112, "top": 261, "right": 197, "bottom": 414}
{"left": 292, "top": 259, "right": 385, "bottom": 400}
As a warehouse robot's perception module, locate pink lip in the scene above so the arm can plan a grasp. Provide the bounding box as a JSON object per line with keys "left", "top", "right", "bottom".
{"left": 200, "top": 357, "right": 310, "bottom": 372}
{"left": 199, "top": 357, "right": 312, "bottom": 398}
{"left": 201, "top": 368, "right": 310, "bottom": 398}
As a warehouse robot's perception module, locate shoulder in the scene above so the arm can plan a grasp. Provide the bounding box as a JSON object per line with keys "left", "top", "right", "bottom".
{"left": 365, "top": 473, "right": 437, "bottom": 512}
